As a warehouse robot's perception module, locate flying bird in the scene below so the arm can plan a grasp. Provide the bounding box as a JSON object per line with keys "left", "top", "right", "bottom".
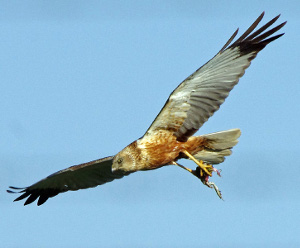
{"left": 8, "top": 12, "right": 286, "bottom": 206}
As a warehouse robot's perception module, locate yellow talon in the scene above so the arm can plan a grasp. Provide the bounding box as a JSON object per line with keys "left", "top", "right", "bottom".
{"left": 182, "top": 150, "right": 212, "bottom": 176}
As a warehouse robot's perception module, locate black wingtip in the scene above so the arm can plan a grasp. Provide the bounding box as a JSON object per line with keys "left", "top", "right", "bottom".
{"left": 281, "top": 21, "right": 287, "bottom": 28}
{"left": 10, "top": 187, "right": 60, "bottom": 206}
{"left": 260, "top": 11, "right": 265, "bottom": 19}
{"left": 7, "top": 189, "right": 18, "bottom": 194}
{"left": 7, "top": 186, "right": 26, "bottom": 195}
{"left": 14, "top": 192, "right": 31, "bottom": 202}
{"left": 219, "top": 28, "right": 239, "bottom": 53}
{"left": 8, "top": 186, "right": 26, "bottom": 190}
{"left": 36, "top": 193, "right": 50, "bottom": 206}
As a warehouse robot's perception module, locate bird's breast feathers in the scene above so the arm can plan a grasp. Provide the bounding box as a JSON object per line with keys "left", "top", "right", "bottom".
{"left": 136, "top": 131, "right": 206, "bottom": 170}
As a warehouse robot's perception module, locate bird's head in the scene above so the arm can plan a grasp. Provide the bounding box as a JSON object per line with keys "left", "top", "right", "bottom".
{"left": 112, "top": 145, "right": 137, "bottom": 173}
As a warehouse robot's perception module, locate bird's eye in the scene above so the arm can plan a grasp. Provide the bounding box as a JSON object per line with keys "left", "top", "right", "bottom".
{"left": 117, "top": 158, "right": 123, "bottom": 164}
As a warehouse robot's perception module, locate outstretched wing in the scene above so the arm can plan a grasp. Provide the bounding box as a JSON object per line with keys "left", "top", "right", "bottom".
{"left": 7, "top": 156, "right": 130, "bottom": 206}
{"left": 145, "top": 12, "right": 286, "bottom": 142}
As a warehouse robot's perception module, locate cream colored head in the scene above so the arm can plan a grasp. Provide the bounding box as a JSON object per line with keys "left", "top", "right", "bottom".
{"left": 112, "top": 145, "right": 137, "bottom": 173}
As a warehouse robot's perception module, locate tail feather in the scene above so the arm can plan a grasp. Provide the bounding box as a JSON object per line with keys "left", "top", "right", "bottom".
{"left": 193, "top": 128, "right": 241, "bottom": 164}
{"left": 203, "top": 128, "right": 241, "bottom": 150}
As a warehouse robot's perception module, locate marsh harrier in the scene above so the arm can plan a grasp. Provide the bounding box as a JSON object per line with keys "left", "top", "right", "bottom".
{"left": 8, "top": 12, "right": 285, "bottom": 205}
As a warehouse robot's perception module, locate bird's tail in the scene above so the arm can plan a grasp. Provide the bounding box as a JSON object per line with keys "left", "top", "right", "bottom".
{"left": 193, "top": 128, "right": 241, "bottom": 164}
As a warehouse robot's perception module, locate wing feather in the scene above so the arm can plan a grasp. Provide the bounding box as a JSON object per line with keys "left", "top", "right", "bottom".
{"left": 7, "top": 156, "right": 130, "bottom": 206}
{"left": 145, "top": 12, "right": 286, "bottom": 141}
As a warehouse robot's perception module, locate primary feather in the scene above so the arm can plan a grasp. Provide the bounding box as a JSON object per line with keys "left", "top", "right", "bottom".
{"left": 8, "top": 156, "right": 128, "bottom": 206}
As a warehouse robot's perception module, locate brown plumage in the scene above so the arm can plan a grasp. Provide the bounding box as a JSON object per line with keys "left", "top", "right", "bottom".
{"left": 8, "top": 12, "right": 286, "bottom": 205}
{"left": 113, "top": 131, "right": 208, "bottom": 172}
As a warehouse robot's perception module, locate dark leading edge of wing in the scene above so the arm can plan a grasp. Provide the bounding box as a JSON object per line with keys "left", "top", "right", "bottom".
{"left": 7, "top": 156, "right": 129, "bottom": 206}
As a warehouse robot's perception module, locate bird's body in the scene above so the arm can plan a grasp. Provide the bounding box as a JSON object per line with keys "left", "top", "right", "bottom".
{"left": 114, "top": 131, "right": 207, "bottom": 172}
{"left": 8, "top": 12, "right": 286, "bottom": 205}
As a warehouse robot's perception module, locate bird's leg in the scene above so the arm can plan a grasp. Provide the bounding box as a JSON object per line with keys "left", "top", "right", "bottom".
{"left": 182, "top": 150, "right": 212, "bottom": 176}
{"left": 172, "top": 159, "right": 223, "bottom": 200}
{"left": 171, "top": 161, "right": 195, "bottom": 175}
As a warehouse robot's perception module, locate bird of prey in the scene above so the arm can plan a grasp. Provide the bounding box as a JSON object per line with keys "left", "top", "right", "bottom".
{"left": 8, "top": 12, "right": 286, "bottom": 206}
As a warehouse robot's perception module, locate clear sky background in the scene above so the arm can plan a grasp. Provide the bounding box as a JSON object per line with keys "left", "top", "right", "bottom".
{"left": 1, "top": 1, "right": 299, "bottom": 247}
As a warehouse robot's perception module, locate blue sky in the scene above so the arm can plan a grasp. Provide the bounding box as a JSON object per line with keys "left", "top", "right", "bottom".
{"left": 1, "top": 1, "right": 300, "bottom": 247}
